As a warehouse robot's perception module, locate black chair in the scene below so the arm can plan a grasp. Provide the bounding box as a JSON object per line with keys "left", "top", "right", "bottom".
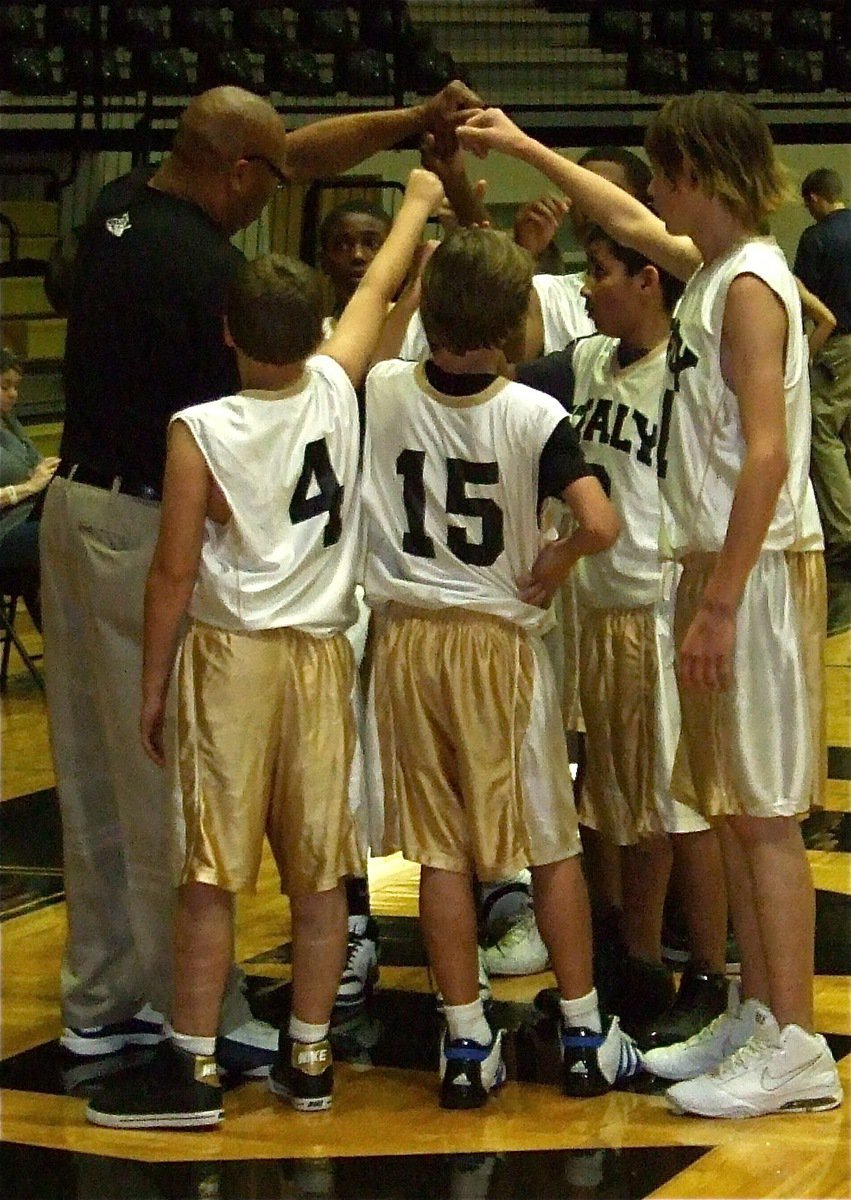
{"left": 0, "top": 590, "right": 43, "bottom": 692}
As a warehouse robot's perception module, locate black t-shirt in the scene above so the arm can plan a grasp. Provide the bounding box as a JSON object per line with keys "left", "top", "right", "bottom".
{"left": 423, "top": 361, "right": 592, "bottom": 509}
{"left": 61, "top": 168, "right": 243, "bottom": 487}
{"left": 793, "top": 209, "right": 851, "bottom": 334}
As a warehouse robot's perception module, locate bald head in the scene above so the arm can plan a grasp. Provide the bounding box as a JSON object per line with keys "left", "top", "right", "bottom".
{"left": 172, "top": 87, "right": 287, "bottom": 173}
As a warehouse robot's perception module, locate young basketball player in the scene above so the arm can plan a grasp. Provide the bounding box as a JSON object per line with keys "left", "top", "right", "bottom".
{"left": 459, "top": 93, "right": 841, "bottom": 1119}
{"left": 362, "top": 226, "right": 642, "bottom": 1110}
{"left": 516, "top": 224, "right": 730, "bottom": 1048}
{"left": 84, "top": 168, "right": 445, "bottom": 1130}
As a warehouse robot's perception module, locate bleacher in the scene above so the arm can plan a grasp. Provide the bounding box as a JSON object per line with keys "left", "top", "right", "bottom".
{"left": 1, "top": 2, "right": 849, "bottom": 421}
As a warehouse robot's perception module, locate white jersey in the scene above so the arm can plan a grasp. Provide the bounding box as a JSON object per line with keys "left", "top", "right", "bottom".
{"left": 571, "top": 335, "right": 668, "bottom": 608}
{"left": 661, "top": 238, "right": 812, "bottom": 555}
{"left": 363, "top": 360, "right": 573, "bottom": 631}
{"left": 395, "top": 273, "right": 595, "bottom": 363}
{"left": 175, "top": 354, "right": 361, "bottom": 635}
{"left": 533, "top": 272, "right": 595, "bottom": 353}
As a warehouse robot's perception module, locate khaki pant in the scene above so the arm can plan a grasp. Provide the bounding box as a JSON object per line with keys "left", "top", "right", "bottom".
{"left": 810, "top": 333, "right": 851, "bottom": 551}
{"left": 41, "top": 476, "right": 253, "bottom": 1030}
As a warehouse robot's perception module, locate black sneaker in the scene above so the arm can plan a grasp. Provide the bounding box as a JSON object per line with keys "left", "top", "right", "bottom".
{"left": 617, "top": 956, "right": 676, "bottom": 1036}
{"left": 561, "top": 1016, "right": 642, "bottom": 1098}
{"left": 85, "top": 1040, "right": 223, "bottom": 1130}
{"left": 439, "top": 1030, "right": 506, "bottom": 1110}
{"left": 269, "top": 1034, "right": 333, "bottom": 1112}
{"left": 640, "top": 962, "right": 728, "bottom": 1051}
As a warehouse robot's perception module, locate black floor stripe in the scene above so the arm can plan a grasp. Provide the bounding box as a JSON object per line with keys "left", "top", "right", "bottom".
{"left": 828, "top": 746, "right": 851, "bottom": 781}
{"left": 0, "top": 1141, "right": 711, "bottom": 1200}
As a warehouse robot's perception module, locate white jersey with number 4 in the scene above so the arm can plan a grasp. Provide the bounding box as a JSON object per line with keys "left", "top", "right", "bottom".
{"left": 363, "top": 360, "right": 570, "bottom": 632}
{"left": 174, "top": 353, "right": 361, "bottom": 635}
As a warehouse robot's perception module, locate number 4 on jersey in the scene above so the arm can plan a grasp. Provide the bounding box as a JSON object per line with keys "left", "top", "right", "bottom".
{"left": 289, "top": 438, "right": 343, "bottom": 546}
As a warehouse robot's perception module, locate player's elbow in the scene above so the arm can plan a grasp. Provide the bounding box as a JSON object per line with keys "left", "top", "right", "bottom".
{"left": 585, "top": 507, "right": 621, "bottom": 554}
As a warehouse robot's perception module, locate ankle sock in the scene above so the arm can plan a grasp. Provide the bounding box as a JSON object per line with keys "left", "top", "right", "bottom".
{"left": 289, "top": 1015, "right": 330, "bottom": 1044}
{"left": 169, "top": 1027, "right": 217, "bottom": 1057}
{"left": 444, "top": 999, "right": 492, "bottom": 1045}
{"left": 560, "top": 987, "right": 602, "bottom": 1033}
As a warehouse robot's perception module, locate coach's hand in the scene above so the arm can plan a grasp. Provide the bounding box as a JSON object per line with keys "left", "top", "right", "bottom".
{"left": 420, "top": 80, "right": 484, "bottom": 159}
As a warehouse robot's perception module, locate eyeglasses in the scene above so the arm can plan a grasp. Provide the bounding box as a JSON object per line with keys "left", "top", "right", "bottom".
{"left": 243, "top": 154, "right": 288, "bottom": 190}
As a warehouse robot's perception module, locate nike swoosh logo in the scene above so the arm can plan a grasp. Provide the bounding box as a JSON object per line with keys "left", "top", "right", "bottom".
{"left": 761, "top": 1055, "right": 822, "bottom": 1092}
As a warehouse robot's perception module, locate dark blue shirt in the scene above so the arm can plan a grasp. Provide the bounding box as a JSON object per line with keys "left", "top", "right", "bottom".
{"left": 793, "top": 208, "right": 851, "bottom": 334}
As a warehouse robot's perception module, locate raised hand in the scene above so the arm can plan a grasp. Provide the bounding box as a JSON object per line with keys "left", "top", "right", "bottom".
{"left": 514, "top": 195, "right": 569, "bottom": 259}
{"left": 421, "top": 80, "right": 485, "bottom": 159}
{"left": 457, "top": 108, "right": 527, "bottom": 159}
{"left": 404, "top": 167, "right": 446, "bottom": 217}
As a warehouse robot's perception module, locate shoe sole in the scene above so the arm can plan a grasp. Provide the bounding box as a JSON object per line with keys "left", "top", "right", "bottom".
{"left": 268, "top": 1075, "right": 332, "bottom": 1112}
{"left": 484, "top": 960, "right": 549, "bottom": 977}
{"left": 61, "top": 1031, "right": 165, "bottom": 1057}
{"left": 86, "top": 1106, "right": 223, "bottom": 1129}
{"left": 667, "top": 1087, "right": 844, "bottom": 1118}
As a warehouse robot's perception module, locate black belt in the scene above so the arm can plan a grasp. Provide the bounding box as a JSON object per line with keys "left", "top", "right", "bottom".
{"left": 58, "top": 461, "right": 162, "bottom": 502}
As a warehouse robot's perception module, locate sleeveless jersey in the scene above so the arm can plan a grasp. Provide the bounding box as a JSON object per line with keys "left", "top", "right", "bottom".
{"left": 175, "top": 354, "right": 361, "bottom": 635}
{"left": 660, "top": 238, "right": 812, "bottom": 555}
{"left": 396, "top": 273, "right": 595, "bottom": 363}
{"left": 363, "top": 360, "right": 569, "bottom": 631}
{"left": 533, "top": 272, "right": 595, "bottom": 353}
{"left": 571, "top": 335, "right": 669, "bottom": 608}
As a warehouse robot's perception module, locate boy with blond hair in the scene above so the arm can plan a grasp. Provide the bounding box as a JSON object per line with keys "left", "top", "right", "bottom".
{"left": 85, "top": 168, "right": 445, "bottom": 1130}
{"left": 459, "top": 92, "right": 840, "bottom": 1119}
{"left": 362, "top": 226, "right": 641, "bottom": 1109}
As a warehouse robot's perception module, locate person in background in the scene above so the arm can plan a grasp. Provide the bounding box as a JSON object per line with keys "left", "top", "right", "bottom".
{"left": 794, "top": 167, "right": 851, "bottom": 577}
{"left": 0, "top": 347, "right": 59, "bottom": 627}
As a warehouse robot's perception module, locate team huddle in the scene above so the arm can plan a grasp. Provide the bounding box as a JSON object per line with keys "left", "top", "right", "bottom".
{"left": 45, "top": 84, "right": 842, "bottom": 1131}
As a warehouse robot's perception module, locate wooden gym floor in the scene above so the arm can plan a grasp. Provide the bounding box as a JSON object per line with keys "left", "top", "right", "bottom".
{"left": 1, "top": 555, "right": 849, "bottom": 1199}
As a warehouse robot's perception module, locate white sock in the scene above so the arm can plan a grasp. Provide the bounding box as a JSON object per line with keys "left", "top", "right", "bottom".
{"left": 348, "top": 914, "right": 369, "bottom": 936}
{"left": 169, "top": 1027, "right": 216, "bottom": 1057}
{"left": 444, "top": 999, "right": 492, "bottom": 1045}
{"left": 559, "top": 988, "right": 602, "bottom": 1033}
{"left": 289, "top": 1015, "right": 329, "bottom": 1044}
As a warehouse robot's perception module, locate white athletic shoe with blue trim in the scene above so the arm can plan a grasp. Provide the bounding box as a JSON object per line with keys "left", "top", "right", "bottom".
{"left": 561, "top": 1015, "right": 642, "bottom": 1097}
{"left": 439, "top": 1029, "right": 506, "bottom": 1109}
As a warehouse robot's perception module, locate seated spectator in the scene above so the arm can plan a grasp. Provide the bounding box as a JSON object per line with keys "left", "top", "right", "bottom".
{"left": 0, "top": 347, "right": 59, "bottom": 626}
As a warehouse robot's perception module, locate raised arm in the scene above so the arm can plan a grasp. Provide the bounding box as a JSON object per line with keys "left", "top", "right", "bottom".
{"left": 141, "top": 421, "right": 211, "bottom": 766}
{"left": 284, "top": 81, "right": 482, "bottom": 182}
{"left": 458, "top": 108, "right": 701, "bottom": 282}
{"left": 325, "top": 169, "right": 445, "bottom": 385}
{"left": 679, "top": 276, "right": 790, "bottom": 692}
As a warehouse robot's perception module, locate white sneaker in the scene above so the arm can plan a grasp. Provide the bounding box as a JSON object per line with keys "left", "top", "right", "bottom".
{"left": 439, "top": 1029, "right": 506, "bottom": 1109}
{"left": 643, "top": 980, "right": 766, "bottom": 1082}
{"left": 667, "top": 1011, "right": 843, "bottom": 1119}
{"left": 216, "top": 1016, "right": 278, "bottom": 1078}
{"left": 60, "top": 1003, "right": 166, "bottom": 1057}
{"left": 483, "top": 907, "right": 549, "bottom": 976}
{"left": 334, "top": 915, "right": 379, "bottom": 1012}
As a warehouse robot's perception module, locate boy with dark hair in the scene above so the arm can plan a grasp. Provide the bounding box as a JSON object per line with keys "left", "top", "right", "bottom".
{"left": 515, "top": 225, "right": 730, "bottom": 1048}
{"left": 84, "top": 168, "right": 445, "bottom": 1131}
{"left": 319, "top": 199, "right": 394, "bottom": 331}
{"left": 362, "top": 226, "right": 641, "bottom": 1110}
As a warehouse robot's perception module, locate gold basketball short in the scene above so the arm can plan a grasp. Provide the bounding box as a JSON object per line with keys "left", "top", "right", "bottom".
{"left": 175, "top": 621, "right": 365, "bottom": 897}
{"left": 670, "top": 551, "right": 821, "bottom": 820}
{"left": 367, "top": 605, "right": 581, "bottom": 880}
{"left": 786, "top": 550, "right": 827, "bottom": 811}
{"left": 578, "top": 603, "right": 708, "bottom": 845}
